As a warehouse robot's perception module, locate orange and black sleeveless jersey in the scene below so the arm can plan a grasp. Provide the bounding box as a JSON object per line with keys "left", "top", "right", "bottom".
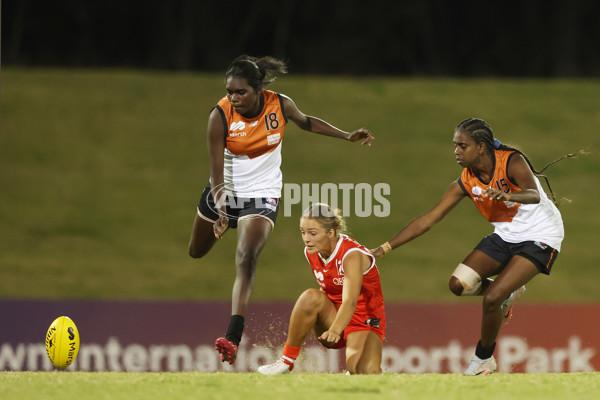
{"left": 458, "top": 149, "right": 564, "bottom": 250}
{"left": 213, "top": 90, "right": 287, "bottom": 198}
{"left": 215, "top": 90, "right": 287, "bottom": 159}
{"left": 458, "top": 150, "right": 522, "bottom": 223}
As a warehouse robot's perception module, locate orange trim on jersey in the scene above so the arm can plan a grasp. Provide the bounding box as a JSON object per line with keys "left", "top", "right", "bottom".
{"left": 218, "top": 90, "right": 287, "bottom": 159}
{"left": 545, "top": 249, "right": 557, "bottom": 270}
{"left": 459, "top": 150, "right": 522, "bottom": 223}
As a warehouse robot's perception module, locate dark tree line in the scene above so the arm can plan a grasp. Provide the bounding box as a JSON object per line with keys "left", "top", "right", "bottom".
{"left": 2, "top": 0, "right": 600, "bottom": 76}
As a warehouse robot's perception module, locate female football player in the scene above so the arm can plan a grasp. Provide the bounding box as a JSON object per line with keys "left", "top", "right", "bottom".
{"left": 257, "top": 203, "right": 385, "bottom": 375}
{"left": 372, "top": 118, "right": 569, "bottom": 375}
{"left": 188, "top": 55, "right": 374, "bottom": 365}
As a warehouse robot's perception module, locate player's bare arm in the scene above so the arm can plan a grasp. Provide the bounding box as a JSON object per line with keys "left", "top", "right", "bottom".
{"left": 206, "top": 108, "right": 229, "bottom": 238}
{"left": 281, "top": 95, "right": 374, "bottom": 146}
{"left": 372, "top": 182, "right": 466, "bottom": 259}
{"left": 318, "top": 251, "right": 366, "bottom": 344}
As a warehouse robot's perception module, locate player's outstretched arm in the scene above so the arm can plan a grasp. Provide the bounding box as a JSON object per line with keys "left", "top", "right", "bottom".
{"left": 371, "top": 182, "right": 466, "bottom": 259}
{"left": 281, "top": 95, "right": 374, "bottom": 146}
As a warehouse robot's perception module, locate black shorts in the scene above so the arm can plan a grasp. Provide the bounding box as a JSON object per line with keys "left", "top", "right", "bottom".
{"left": 475, "top": 233, "right": 559, "bottom": 275}
{"left": 196, "top": 183, "right": 279, "bottom": 229}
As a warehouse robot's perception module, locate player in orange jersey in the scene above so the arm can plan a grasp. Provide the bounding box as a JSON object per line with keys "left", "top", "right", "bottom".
{"left": 257, "top": 203, "right": 385, "bottom": 375}
{"left": 188, "top": 55, "right": 375, "bottom": 365}
{"left": 372, "top": 118, "right": 575, "bottom": 376}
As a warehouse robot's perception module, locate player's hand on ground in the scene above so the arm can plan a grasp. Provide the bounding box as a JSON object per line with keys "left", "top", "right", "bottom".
{"left": 213, "top": 215, "right": 229, "bottom": 239}
{"left": 347, "top": 128, "right": 374, "bottom": 146}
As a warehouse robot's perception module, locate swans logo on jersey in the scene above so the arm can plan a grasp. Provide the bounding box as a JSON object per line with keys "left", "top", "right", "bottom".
{"left": 314, "top": 270, "right": 327, "bottom": 289}
{"left": 313, "top": 270, "right": 324, "bottom": 282}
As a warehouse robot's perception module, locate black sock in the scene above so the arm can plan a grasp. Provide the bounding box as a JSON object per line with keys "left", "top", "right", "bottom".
{"left": 225, "top": 315, "right": 245, "bottom": 346}
{"left": 475, "top": 340, "right": 496, "bottom": 359}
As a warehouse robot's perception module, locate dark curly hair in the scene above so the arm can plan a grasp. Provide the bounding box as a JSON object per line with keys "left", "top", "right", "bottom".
{"left": 225, "top": 55, "right": 288, "bottom": 91}
{"left": 456, "top": 117, "right": 582, "bottom": 205}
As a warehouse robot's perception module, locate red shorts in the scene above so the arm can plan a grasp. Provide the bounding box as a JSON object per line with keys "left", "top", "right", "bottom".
{"left": 323, "top": 311, "right": 386, "bottom": 349}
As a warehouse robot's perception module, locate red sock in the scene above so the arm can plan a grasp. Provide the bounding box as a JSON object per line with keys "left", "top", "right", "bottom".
{"left": 281, "top": 343, "right": 301, "bottom": 370}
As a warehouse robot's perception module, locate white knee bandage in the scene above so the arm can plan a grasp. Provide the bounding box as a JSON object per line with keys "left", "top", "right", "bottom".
{"left": 452, "top": 263, "right": 482, "bottom": 296}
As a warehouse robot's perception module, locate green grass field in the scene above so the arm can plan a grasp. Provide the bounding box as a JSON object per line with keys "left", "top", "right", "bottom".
{"left": 1, "top": 371, "right": 599, "bottom": 400}
{"left": 1, "top": 68, "right": 599, "bottom": 302}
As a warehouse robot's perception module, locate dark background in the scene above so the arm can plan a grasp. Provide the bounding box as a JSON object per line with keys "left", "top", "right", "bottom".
{"left": 2, "top": 0, "right": 600, "bottom": 76}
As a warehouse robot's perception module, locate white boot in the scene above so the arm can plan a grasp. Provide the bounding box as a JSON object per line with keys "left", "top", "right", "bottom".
{"left": 463, "top": 355, "right": 497, "bottom": 376}
{"left": 257, "top": 359, "right": 293, "bottom": 375}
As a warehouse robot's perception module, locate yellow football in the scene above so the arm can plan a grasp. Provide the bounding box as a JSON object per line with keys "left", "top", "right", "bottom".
{"left": 45, "top": 316, "right": 80, "bottom": 369}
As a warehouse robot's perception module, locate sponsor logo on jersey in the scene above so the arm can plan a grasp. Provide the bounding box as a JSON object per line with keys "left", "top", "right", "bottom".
{"left": 230, "top": 121, "right": 246, "bottom": 131}
{"left": 229, "top": 131, "right": 247, "bottom": 138}
{"left": 267, "top": 132, "right": 281, "bottom": 145}
{"left": 249, "top": 120, "right": 259, "bottom": 127}
{"left": 534, "top": 241, "right": 548, "bottom": 250}
{"left": 333, "top": 277, "right": 344, "bottom": 285}
{"left": 471, "top": 186, "right": 485, "bottom": 202}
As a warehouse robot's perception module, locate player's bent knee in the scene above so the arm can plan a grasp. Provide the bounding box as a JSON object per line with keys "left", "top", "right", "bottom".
{"left": 482, "top": 288, "right": 505, "bottom": 311}
{"left": 235, "top": 250, "right": 261, "bottom": 275}
{"left": 296, "top": 289, "right": 325, "bottom": 311}
{"left": 451, "top": 263, "right": 482, "bottom": 296}
{"left": 448, "top": 276, "right": 463, "bottom": 297}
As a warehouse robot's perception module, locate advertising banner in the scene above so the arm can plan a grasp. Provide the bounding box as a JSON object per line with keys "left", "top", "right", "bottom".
{"left": 1, "top": 300, "right": 597, "bottom": 373}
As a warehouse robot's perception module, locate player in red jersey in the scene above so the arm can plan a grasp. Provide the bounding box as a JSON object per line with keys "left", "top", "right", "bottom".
{"left": 188, "top": 56, "right": 375, "bottom": 365}
{"left": 372, "top": 118, "right": 576, "bottom": 376}
{"left": 258, "top": 203, "right": 386, "bottom": 375}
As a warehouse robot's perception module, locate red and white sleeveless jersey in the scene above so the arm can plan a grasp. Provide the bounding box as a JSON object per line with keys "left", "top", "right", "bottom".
{"left": 304, "top": 234, "right": 385, "bottom": 318}
{"left": 214, "top": 90, "right": 287, "bottom": 197}
{"left": 458, "top": 149, "right": 564, "bottom": 250}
